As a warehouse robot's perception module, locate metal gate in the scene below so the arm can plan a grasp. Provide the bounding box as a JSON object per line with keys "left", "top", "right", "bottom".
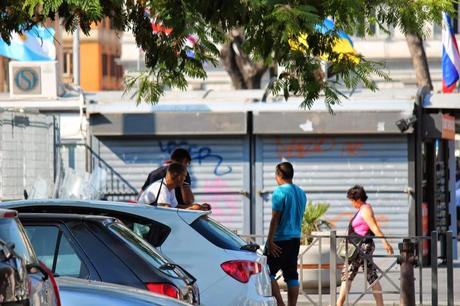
{"left": 254, "top": 135, "right": 410, "bottom": 250}
{"left": 93, "top": 136, "right": 251, "bottom": 234}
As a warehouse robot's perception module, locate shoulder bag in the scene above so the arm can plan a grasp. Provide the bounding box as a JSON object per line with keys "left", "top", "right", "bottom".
{"left": 337, "top": 210, "right": 360, "bottom": 260}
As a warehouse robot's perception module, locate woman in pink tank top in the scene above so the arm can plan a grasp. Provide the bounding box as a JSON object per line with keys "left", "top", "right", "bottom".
{"left": 337, "top": 185, "right": 394, "bottom": 306}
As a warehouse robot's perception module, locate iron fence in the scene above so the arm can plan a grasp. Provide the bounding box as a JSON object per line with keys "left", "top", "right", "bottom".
{"left": 240, "top": 230, "right": 455, "bottom": 306}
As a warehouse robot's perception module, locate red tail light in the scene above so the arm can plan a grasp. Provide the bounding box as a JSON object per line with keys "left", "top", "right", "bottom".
{"left": 39, "top": 261, "right": 61, "bottom": 306}
{"left": 221, "top": 260, "right": 262, "bottom": 283}
{"left": 145, "top": 283, "right": 179, "bottom": 299}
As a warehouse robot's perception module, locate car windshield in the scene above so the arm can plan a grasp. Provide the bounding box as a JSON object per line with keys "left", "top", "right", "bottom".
{"left": 109, "top": 221, "right": 179, "bottom": 278}
{"left": 0, "top": 218, "right": 37, "bottom": 264}
{"left": 190, "top": 216, "right": 247, "bottom": 251}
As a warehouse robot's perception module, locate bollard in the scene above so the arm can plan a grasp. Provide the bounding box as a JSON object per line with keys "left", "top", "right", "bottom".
{"left": 446, "top": 231, "right": 453, "bottom": 306}
{"left": 431, "top": 231, "right": 438, "bottom": 306}
{"left": 398, "top": 239, "right": 417, "bottom": 306}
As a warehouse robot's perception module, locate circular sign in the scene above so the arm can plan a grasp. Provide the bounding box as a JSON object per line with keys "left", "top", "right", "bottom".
{"left": 14, "top": 68, "right": 39, "bottom": 91}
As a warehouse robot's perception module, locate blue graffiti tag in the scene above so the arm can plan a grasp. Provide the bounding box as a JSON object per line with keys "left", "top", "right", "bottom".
{"left": 159, "top": 141, "right": 232, "bottom": 176}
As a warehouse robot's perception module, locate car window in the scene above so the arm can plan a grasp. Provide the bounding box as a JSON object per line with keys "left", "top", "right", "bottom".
{"left": 13, "top": 206, "right": 172, "bottom": 248}
{"left": 24, "top": 226, "right": 89, "bottom": 278}
{"left": 120, "top": 217, "right": 171, "bottom": 248}
{"left": 109, "top": 221, "right": 178, "bottom": 278}
{"left": 190, "top": 216, "right": 247, "bottom": 251}
{"left": 0, "top": 218, "right": 37, "bottom": 264}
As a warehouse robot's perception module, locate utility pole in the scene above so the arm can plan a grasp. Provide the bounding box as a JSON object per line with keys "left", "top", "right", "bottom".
{"left": 73, "top": 27, "right": 80, "bottom": 86}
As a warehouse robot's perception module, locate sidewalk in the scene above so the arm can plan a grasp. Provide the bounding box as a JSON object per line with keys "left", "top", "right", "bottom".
{"left": 281, "top": 243, "right": 460, "bottom": 305}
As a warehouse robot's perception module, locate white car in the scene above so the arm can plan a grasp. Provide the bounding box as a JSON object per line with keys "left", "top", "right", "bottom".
{"left": 2, "top": 200, "right": 276, "bottom": 306}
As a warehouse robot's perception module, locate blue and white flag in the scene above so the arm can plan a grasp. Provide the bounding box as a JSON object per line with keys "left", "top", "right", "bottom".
{"left": 0, "top": 26, "right": 56, "bottom": 61}
{"left": 442, "top": 12, "right": 460, "bottom": 93}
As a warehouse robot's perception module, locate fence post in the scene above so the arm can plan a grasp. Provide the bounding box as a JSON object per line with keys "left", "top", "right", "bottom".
{"left": 398, "top": 239, "right": 416, "bottom": 306}
{"left": 446, "top": 231, "right": 453, "bottom": 306}
{"left": 431, "top": 231, "right": 438, "bottom": 306}
{"left": 329, "top": 230, "right": 337, "bottom": 306}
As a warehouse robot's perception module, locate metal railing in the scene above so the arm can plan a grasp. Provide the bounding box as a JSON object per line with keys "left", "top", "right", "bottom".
{"left": 58, "top": 143, "right": 138, "bottom": 201}
{"left": 240, "top": 230, "right": 455, "bottom": 306}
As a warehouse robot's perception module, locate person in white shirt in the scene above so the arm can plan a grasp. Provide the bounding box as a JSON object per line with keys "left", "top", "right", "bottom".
{"left": 139, "top": 163, "right": 210, "bottom": 210}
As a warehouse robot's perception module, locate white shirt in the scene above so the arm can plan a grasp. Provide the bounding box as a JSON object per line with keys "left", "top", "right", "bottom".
{"left": 138, "top": 181, "right": 178, "bottom": 208}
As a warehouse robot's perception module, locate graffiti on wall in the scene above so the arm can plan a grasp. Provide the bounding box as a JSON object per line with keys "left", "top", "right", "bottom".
{"left": 200, "top": 177, "right": 242, "bottom": 227}
{"left": 159, "top": 140, "right": 232, "bottom": 176}
{"left": 274, "top": 137, "right": 366, "bottom": 159}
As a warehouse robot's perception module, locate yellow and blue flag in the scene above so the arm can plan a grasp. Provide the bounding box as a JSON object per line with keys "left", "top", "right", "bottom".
{"left": 290, "top": 18, "right": 359, "bottom": 63}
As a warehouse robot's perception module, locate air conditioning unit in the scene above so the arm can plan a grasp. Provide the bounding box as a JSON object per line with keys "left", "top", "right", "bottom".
{"left": 9, "top": 61, "right": 57, "bottom": 99}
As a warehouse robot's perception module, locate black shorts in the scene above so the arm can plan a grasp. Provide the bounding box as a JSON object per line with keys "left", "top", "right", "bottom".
{"left": 264, "top": 238, "right": 300, "bottom": 284}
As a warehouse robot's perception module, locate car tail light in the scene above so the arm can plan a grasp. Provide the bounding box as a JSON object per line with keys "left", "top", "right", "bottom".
{"left": 39, "top": 261, "right": 61, "bottom": 306}
{"left": 220, "top": 260, "right": 262, "bottom": 283}
{"left": 0, "top": 210, "right": 18, "bottom": 218}
{"left": 145, "top": 283, "right": 179, "bottom": 299}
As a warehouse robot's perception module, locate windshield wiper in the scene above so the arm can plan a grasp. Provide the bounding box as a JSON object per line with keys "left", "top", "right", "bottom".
{"left": 160, "top": 263, "right": 196, "bottom": 285}
{"left": 240, "top": 243, "right": 259, "bottom": 252}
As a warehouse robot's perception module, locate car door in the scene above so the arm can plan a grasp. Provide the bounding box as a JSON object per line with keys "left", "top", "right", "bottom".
{"left": 0, "top": 216, "right": 58, "bottom": 306}
{"left": 22, "top": 222, "right": 97, "bottom": 280}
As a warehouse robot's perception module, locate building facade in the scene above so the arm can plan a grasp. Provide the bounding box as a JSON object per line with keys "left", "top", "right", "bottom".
{"left": 0, "top": 18, "right": 123, "bottom": 93}
{"left": 61, "top": 18, "right": 123, "bottom": 91}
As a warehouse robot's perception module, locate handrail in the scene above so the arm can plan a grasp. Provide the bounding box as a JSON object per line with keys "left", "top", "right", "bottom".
{"left": 57, "top": 143, "right": 138, "bottom": 198}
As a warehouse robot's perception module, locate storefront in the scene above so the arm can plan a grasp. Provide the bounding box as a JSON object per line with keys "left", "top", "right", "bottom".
{"left": 87, "top": 91, "right": 417, "bottom": 244}
{"left": 421, "top": 92, "right": 460, "bottom": 260}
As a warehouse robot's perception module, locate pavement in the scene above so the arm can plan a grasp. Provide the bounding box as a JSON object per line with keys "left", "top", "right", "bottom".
{"left": 280, "top": 242, "right": 460, "bottom": 305}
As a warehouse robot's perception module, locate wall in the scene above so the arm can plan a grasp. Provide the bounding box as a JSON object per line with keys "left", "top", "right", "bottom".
{"left": 80, "top": 42, "right": 101, "bottom": 91}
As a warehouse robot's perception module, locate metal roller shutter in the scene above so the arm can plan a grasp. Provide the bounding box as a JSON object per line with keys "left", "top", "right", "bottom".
{"left": 94, "top": 136, "right": 250, "bottom": 234}
{"left": 255, "top": 135, "right": 410, "bottom": 248}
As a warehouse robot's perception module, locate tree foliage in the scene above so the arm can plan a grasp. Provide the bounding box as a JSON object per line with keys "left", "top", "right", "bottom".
{"left": 1, "top": 0, "right": 455, "bottom": 108}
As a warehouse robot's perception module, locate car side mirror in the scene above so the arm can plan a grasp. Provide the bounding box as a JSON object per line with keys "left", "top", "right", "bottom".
{"left": 26, "top": 263, "right": 49, "bottom": 281}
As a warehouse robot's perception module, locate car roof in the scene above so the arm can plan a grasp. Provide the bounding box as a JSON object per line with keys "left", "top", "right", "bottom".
{"left": 18, "top": 212, "right": 117, "bottom": 223}
{"left": 2, "top": 199, "right": 209, "bottom": 223}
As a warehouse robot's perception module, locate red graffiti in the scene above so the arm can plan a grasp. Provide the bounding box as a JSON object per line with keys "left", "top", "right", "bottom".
{"left": 275, "top": 137, "right": 365, "bottom": 159}
{"left": 275, "top": 137, "right": 336, "bottom": 159}
{"left": 342, "top": 142, "right": 364, "bottom": 156}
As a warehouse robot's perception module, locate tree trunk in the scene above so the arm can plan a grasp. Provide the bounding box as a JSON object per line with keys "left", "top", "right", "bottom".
{"left": 220, "top": 29, "right": 268, "bottom": 89}
{"left": 405, "top": 33, "right": 433, "bottom": 90}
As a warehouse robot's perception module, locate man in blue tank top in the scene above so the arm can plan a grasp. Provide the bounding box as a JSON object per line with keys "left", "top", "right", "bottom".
{"left": 265, "top": 162, "right": 307, "bottom": 306}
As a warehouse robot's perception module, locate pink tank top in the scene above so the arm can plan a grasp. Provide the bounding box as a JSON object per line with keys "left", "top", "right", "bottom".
{"left": 351, "top": 204, "right": 371, "bottom": 236}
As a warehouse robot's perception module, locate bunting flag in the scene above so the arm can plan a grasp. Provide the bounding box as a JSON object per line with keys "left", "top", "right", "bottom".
{"left": 0, "top": 26, "right": 56, "bottom": 61}
{"left": 442, "top": 12, "right": 460, "bottom": 93}
{"left": 147, "top": 10, "right": 198, "bottom": 59}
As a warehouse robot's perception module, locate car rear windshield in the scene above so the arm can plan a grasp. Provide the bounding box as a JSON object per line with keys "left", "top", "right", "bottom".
{"left": 190, "top": 216, "right": 247, "bottom": 251}
{"left": 0, "top": 218, "right": 37, "bottom": 264}
{"left": 109, "top": 221, "right": 179, "bottom": 278}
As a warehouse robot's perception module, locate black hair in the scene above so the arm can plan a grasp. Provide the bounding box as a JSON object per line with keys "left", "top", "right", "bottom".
{"left": 275, "top": 162, "right": 294, "bottom": 180}
{"left": 171, "top": 148, "right": 192, "bottom": 163}
{"left": 347, "top": 185, "right": 368, "bottom": 202}
{"left": 167, "top": 162, "right": 187, "bottom": 179}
